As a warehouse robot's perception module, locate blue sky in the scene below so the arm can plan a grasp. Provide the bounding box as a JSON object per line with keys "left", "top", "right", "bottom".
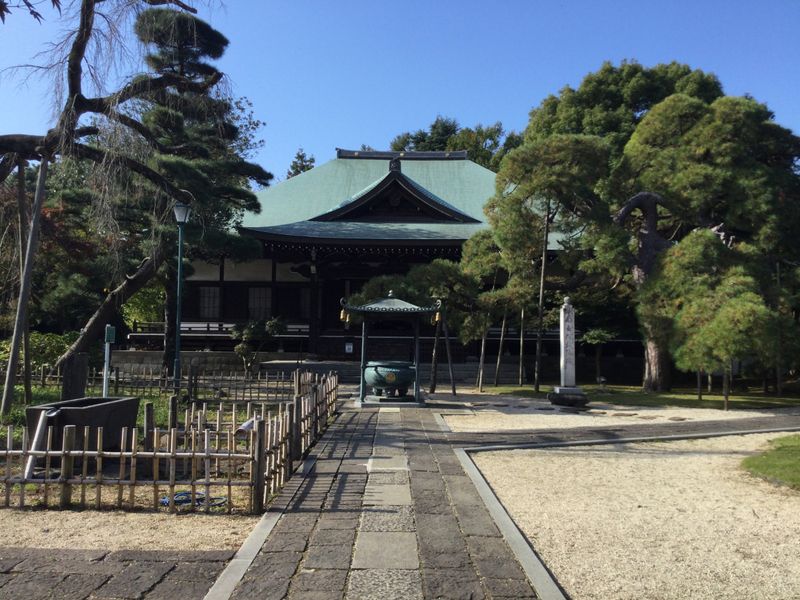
{"left": 1, "top": 0, "right": 797, "bottom": 180}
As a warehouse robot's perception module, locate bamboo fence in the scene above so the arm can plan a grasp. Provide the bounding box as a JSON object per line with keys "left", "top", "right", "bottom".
{"left": 0, "top": 370, "right": 338, "bottom": 514}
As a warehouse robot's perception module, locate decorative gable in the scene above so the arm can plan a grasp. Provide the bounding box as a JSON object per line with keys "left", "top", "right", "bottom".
{"left": 311, "top": 167, "right": 479, "bottom": 224}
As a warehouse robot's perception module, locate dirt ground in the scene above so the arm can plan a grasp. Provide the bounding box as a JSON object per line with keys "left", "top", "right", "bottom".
{"left": 0, "top": 508, "right": 258, "bottom": 550}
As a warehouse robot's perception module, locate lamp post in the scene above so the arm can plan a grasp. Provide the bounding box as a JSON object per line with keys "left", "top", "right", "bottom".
{"left": 173, "top": 201, "right": 191, "bottom": 393}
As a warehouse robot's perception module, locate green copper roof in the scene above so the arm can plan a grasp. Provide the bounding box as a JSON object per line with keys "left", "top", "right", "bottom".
{"left": 343, "top": 291, "right": 440, "bottom": 314}
{"left": 243, "top": 156, "right": 497, "bottom": 228}
{"left": 241, "top": 221, "right": 487, "bottom": 243}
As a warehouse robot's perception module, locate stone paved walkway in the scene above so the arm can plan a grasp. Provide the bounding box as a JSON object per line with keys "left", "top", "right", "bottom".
{"left": 0, "top": 547, "right": 231, "bottom": 599}
{"left": 229, "top": 406, "right": 537, "bottom": 600}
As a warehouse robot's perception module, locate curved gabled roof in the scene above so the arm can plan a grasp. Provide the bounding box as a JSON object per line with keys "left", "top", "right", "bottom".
{"left": 243, "top": 154, "right": 496, "bottom": 229}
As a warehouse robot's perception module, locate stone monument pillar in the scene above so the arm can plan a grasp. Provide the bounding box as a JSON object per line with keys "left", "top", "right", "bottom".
{"left": 548, "top": 297, "right": 588, "bottom": 407}
{"left": 560, "top": 297, "right": 576, "bottom": 387}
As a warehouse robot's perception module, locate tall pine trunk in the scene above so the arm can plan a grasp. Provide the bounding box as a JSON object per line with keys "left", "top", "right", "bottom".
{"left": 722, "top": 364, "right": 731, "bottom": 411}
{"left": 477, "top": 326, "right": 487, "bottom": 391}
{"left": 518, "top": 308, "right": 525, "bottom": 386}
{"left": 534, "top": 200, "right": 550, "bottom": 393}
{"left": 494, "top": 311, "right": 507, "bottom": 386}
{"left": 2, "top": 158, "right": 49, "bottom": 415}
{"left": 642, "top": 338, "right": 671, "bottom": 392}
{"left": 16, "top": 159, "right": 32, "bottom": 404}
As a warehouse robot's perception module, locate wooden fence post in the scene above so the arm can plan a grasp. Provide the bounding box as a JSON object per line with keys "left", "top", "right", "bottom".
{"left": 252, "top": 418, "right": 266, "bottom": 513}
{"left": 59, "top": 425, "right": 76, "bottom": 507}
{"left": 311, "top": 384, "right": 319, "bottom": 439}
{"left": 290, "top": 396, "right": 301, "bottom": 463}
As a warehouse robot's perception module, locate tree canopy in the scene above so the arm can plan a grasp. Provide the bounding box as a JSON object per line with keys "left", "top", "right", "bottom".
{"left": 487, "top": 61, "right": 800, "bottom": 391}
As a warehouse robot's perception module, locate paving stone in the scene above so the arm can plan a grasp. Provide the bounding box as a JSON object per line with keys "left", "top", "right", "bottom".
{"left": 415, "top": 513, "right": 462, "bottom": 538}
{"left": 247, "top": 551, "right": 303, "bottom": 579}
{"left": 291, "top": 568, "right": 347, "bottom": 591}
{"left": 0, "top": 559, "right": 22, "bottom": 573}
{"left": 94, "top": 561, "right": 173, "bottom": 599}
{"left": 168, "top": 561, "right": 225, "bottom": 581}
{"left": 352, "top": 532, "right": 418, "bottom": 570}
{"left": 473, "top": 557, "right": 526, "bottom": 580}
{"left": 411, "top": 495, "right": 453, "bottom": 515}
{"left": 310, "top": 528, "right": 356, "bottom": 546}
{"left": 316, "top": 516, "right": 360, "bottom": 530}
{"left": 264, "top": 532, "right": 309, "bottom": 552}
{"left": 359, "top": 506, "right": 415, "bottom": 532}
{"left": 313, "top": 461, "right": 343, "bottom": 474}
{"left": 338, "top": 461, "right": 368, "bottom": 474}
{"left": 465, "top": 537, "right": 516, "bottom": 561}
{"left": 303, "top": 544, "right": 353, "bottom": 570}
{"left": 13, "top": 556, "right": 120, "bottom": 576}
{"left": 367, "top": 456, "right": 408, "bottom": 471}
{"left": 346, "top": 569, "right": 423, "bottom": 600}
{"left": 0, "top": 574, "right": 12, "bottom": 589}
{"left": 444, "top": 476, "right": 485, "bottom": 507}
{"left": 272, "top": 514, "right": 318, "bottom": 534}
{"left": 288, "top": 592, "right": 343, "bottom": 600}
{"left": 481, "top": 577, "right": 537, "bottom": 598}
{"left": 231, "top": 576, "right": 290, "bottom": 600}
{"left": 144, "top": 574, "right": 213, "bottom": 600}
{"left": 107, "top": 550, "right": 234, "bottom": 563}
{"left": 421, "top": 569, "right": 485, "bottom": 600}
{"left": 409, "top": 473, "right": 446, "bottom": 491}
{"left": 0, "top": 572, "right": 64, "bottom": 600}
{"left": 363, "top": 483, "right": 412, "bottom": 506}
{"left": 418, "top": 547, "right": 472, "bottom": 569}
{"left": 453, "top": 505, "right": 501, "bottom": 537}
{"left": 51, "top": 573, "right": 110, "bottom": 600}
{"left": 368, "top": 471, "right": 409, "bottom": 485}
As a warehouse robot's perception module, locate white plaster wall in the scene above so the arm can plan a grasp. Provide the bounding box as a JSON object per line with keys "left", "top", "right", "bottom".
{"left": 224, "top": 258, "right": 272, "bottom": 281}
{"left": 187, "top": 260, "right": 220, "bottom": 281}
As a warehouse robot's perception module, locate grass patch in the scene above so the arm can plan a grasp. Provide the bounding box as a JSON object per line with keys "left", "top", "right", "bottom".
{"left": 742, "top": 435, "right": 800, "bottom": 489}
{"left": 481, "top": 384, "right": 800, "bottom": 411}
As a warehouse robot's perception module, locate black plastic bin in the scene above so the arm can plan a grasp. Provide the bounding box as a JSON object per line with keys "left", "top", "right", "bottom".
{"left": 25, "top": 396, "right": 140, "bottom": 452}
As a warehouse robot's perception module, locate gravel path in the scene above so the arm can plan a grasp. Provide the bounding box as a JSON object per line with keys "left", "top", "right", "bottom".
{"left": 473, "top": 433, "right": 800, "bottom": 600}
{"left": 444, "top": 402, "right": 800, "bottom": 432}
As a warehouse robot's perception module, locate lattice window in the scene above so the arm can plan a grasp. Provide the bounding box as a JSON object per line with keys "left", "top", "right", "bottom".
{"left": 248, "top": 287, "right": 271, "bottom": 320}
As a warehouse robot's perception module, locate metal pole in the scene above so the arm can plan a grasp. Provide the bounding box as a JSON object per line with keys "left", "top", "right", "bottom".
{"left": 359, "top": 320, "right": 367, "bottom": 403}
{"left": 102, "top": 341, "right": 111, "bottom": 397}
{"left": 173, "top": 222, "right": 184, "bottom": 393}
{"left": 414, "top": 319, "right": 420, "bottom": 403}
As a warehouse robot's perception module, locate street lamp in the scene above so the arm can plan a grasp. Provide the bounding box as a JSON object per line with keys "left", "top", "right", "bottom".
{"left": 173, "top": 200, "right": 191, "bottom": 393}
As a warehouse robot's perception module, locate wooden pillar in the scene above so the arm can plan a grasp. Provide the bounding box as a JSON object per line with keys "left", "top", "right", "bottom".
{"left": 252, "top": 418, "right": 266, "bottom": 513}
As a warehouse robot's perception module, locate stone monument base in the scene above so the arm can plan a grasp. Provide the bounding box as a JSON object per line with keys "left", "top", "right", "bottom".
{"left": 547, "top": 386, "right": 589, "bottom": 408}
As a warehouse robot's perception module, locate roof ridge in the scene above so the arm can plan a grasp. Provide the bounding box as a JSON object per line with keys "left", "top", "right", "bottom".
{"left": 336, "top": 148, "right": 468, "bottom": 160}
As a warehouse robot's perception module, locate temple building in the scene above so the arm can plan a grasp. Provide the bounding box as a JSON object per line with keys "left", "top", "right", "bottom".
{"left": 175, "top": 149, "right": 497, "bottom": 357}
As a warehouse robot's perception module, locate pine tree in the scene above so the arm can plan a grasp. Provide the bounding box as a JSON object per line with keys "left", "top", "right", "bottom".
{"left": 286, "top": 148, "right": 315, "bottom": 178}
